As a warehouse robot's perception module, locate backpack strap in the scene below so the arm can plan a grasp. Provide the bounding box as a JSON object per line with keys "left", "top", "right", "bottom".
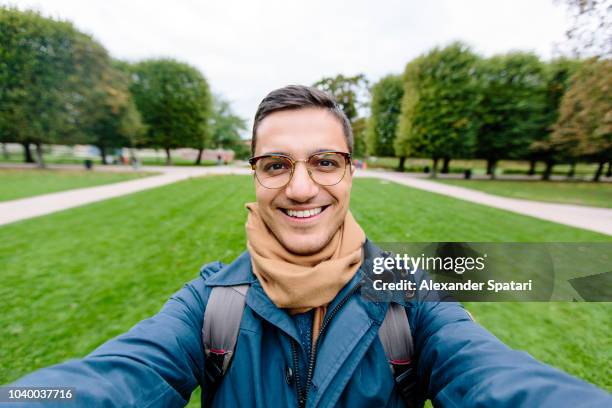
{"left": 379, "top": 302, "right": 419, "bottom": 408}
{"left": 202, "top": 284, "right": 249, "bottom": 401}
{"left": 202, "top": 283, "right": 418, "bottom": 407}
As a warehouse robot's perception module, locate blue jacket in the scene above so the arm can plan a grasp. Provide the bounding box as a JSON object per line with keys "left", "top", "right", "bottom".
{"left": 9, "top": 241, "right": 611, "bottom": 407}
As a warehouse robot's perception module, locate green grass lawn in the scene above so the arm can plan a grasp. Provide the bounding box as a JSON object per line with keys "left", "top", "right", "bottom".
{"left": 1, "top": 151, "right": 224, "bottom": 167}
{"left": 435, "top": 178, "right": 612, "bottom": 208}
{"left": 0, "top": 168, "right": 155, "bottom": 202}
{"left": 365, "top": 157, "right": 601, "bottom": 177}
{"left": 1, "top": 176, "right": 610, "bottom": 405}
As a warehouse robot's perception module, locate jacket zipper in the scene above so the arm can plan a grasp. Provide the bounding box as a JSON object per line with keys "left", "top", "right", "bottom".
{"left": 291, "top": 284, "right": 361, "bottom": 408}
{"left": 291, "top": 340, "right": 305, "bottom": 407}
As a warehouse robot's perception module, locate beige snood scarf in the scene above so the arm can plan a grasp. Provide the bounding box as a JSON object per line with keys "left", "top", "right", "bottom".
{"left": 245, "top": 202, "right": 365, "bottom": 345}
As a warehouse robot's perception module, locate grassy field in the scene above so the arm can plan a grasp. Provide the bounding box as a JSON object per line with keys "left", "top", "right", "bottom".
{"left": 0, "top": 169, "right": 155, "bottom": 202}
{"left": 366, "top": 156, "right": 602, "bottom": 177}
{"left": 434, "top": 178, "right": 612, "bottom": 208}
{"left": 0, "top": 151, "right": 222, "bottom": 167}
{"left": 1, "top": 175, "right": 610, "bottom": 405}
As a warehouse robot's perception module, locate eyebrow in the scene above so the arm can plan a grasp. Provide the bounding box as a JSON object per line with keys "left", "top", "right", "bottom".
{"left": 259, "top": 148, "right": 342, "bottom": 157}
{"left": 260, "top": 151, "right": 289, "bottom": 156}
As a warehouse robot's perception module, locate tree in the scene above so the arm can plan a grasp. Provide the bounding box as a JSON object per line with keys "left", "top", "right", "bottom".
{"left": 474, "top": 52, "right": 548, "bottom": 178}
{"left": 209, "top": 94, "right": 248, "bottom": 162}
{"left": 395, "top": 43, "right": 481, "bottom": 176}
{"left": 351, "top": 117, "right": 367, "bottom": 158}
{"left": 366, "top": 74, "right": 403, "bottom": 158}
{"left": 313, "top": 74, "right": 369, "bottom": 121}
{"left": 395, "top": 57, "right": 426, "bottom": 172}
{"left": 78, "top": 61, "right": 145, "bottom": 164}
{"left": 550, "top": 58, "right": 611, "bottom": 181}
{"left": 313, "top": 74, "right": 370, "bottom": 156}
{"left": 129, "top": 59, "right": 212, "bottom": 165}
{"left": 0, "top": 7, "right": 111, "bottom": 166}
{"left": 529, "top": 58, "right": 582, "bottom": 179}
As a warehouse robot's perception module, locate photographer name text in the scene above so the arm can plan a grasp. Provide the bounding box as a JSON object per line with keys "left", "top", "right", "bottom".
{"left": 372, "top": 279, "right": 533, "bottom": 293}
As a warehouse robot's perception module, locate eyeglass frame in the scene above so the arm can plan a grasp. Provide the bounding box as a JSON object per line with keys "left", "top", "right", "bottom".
{"left": 248, "top": 150, "right": 353, "bottom": 189}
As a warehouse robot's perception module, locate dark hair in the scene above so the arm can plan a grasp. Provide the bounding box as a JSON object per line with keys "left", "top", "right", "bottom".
{"left": 251, "top": 85, "right": 353, "bottom": 155}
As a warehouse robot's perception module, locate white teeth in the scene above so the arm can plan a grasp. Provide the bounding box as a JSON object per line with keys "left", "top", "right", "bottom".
{"left": 287, "top": 207, "right": 323, "bottom": 218}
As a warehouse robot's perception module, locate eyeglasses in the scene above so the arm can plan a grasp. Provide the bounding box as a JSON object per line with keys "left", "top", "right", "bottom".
{"left": 248, "top": 151, "right": 352, "bottom": 189}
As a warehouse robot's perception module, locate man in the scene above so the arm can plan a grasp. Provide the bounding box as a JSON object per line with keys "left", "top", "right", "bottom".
{"left": 8, "top": 85, "right": 611, "bottom": 407}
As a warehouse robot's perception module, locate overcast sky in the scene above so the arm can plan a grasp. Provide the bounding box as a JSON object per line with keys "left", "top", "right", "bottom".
{"left": 6, "top": 0, "right": 572, "bottom": 131}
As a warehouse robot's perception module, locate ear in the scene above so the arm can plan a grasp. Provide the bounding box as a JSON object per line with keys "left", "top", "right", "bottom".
{"left": 350, "top": 162, "right": 356, "bottom": 177}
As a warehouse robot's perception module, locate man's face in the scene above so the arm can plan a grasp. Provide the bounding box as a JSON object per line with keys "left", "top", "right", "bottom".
{"left": 253, "top": 108, "right": 354, "bottom": 255}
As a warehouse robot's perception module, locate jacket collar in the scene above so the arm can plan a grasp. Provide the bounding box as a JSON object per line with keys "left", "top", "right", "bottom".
{"left": 202, "top": 238, "right": 389, "bottom": 337}
{"left": 203, "top": 250, "right": 257, "bottom": 287}
{"left": 203, "top": 239, "right": 394, "bottom": 302}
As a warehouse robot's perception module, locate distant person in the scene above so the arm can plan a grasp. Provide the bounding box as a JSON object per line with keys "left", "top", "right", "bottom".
{"left": 217, "top": 154, "right": 223, "bottom": 165}
{"left": 10, "top": 85, "right": 611, "bottom": 407}
{"left": 130, "top": 156, "right": 140, "bottom": 170}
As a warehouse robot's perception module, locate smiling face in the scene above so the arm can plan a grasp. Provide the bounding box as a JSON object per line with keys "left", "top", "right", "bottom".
{"left": 253, "top": 107, "right": 354, "bottom": 255}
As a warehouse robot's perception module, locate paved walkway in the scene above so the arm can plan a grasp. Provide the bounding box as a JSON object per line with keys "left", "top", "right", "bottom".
{"left": 1, "top": 165, "right": 611, "bottom": 236}
{"left": 357, "top": 170, "right": 612, "bottom": 236}
{"left": 0, "top": 165, "right": 249, "bottom": 226}
{"left": 389, "top": 171, "right": 612, "bottom": 182}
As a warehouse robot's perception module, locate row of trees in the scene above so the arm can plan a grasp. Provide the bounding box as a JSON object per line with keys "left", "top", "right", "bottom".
{"left": 313, "top": 2, "right": 610, "bottom": 181}
{"left": 363, "top": 0, "right": 611, "bottom": 181}
{"left": 364, "top": 43, "right": 610, "bottom": 180}
{"left": 314, "top": 44, "right": 609, "bottom": 181}
{"left": 314, "top": 42, "right": 612, "bottom": 180}
{"left": 0, "top": 7, "right": 248, "bottom": 166}
{"left": 2, "top": 5, "right": 607, "bottom": 176}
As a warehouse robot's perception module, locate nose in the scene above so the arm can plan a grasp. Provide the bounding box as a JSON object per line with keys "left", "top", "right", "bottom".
{"left": 284, "top": 162, "right": 319, "bottom": 202}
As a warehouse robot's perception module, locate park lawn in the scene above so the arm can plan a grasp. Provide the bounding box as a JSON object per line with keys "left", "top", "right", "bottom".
{"left": 365, "top": 156, "right": 600, "bottom": 176}
{"left": 1, "top": 151, "right": 223, "bottom": 167}
{"left": 0, "top": 168, "right": 155, "bottom": 202}
{"left": 435, "top": 178, "right": 612, "bottom": 208}
{"left": 0, "top": 176, "right": 610, "bottom": 406}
